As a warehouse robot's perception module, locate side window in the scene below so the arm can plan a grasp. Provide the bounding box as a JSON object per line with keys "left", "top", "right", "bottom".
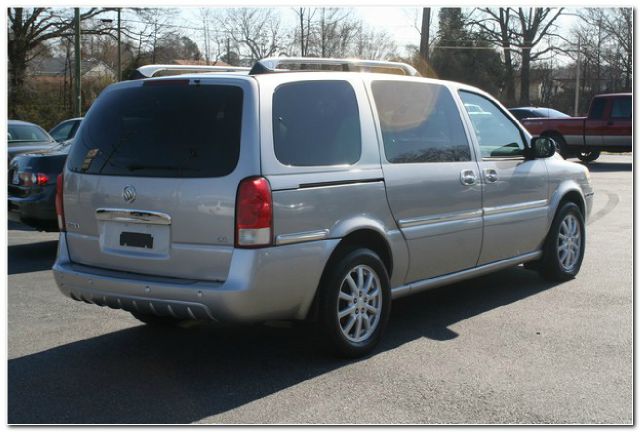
{"left": 272, "top": 80, "right": 361, "bottom": 166}
{"left": 371, "top": 81, "right": 471, "bottom": 163}
{"left": 50, "top": 121, "right": 74, "bottom": 141}
{"left": 611, "top": 97, "right": 632, "bottom": 119}
{"left": 588, "top": 98, "right": 607, "bottom": 119}
{"left": 459, "top": 91, "right": 526, "bottom": 158}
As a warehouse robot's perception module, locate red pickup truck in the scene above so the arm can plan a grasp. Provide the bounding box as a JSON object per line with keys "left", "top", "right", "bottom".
{"left": 521, "top": 93, "right": 632, "bottom": 162}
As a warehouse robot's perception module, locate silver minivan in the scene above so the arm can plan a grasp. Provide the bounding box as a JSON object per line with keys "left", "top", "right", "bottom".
{"left": 53, "top": 58, "right": 593, "bottom": 357}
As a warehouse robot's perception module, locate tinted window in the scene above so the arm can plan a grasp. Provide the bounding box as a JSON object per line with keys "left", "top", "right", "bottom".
{"left": 50, "top": 121, "right": 75, "bottom": 142}
{"left": 589, "top": 98, "right": 607, "bottom": 119}
{"left": 611, "top": 96, "right": 631, "bottom": 119}
{"left": 272, "top": 80, "right": 361, "bottom": 166}
{"left": 372, "top": 81, "right": 470, "bottom": 163}
{"left": 67, "top": 83, "right": 243, "bottom": 177}
{"left": 509, "top": 109, "right": 533, "bottom": 120}
{"left": 8, "top": 124, "right": 51, "bottom": 142}
{"left": 460, "top": 91, "right": 525, "bottom": 158}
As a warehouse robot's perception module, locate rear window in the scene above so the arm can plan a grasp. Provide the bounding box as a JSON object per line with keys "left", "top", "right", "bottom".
{"left": 611, "top": 96, "right": 631, "bottom": 119}
{"left": 272, "top": 80, "right": 361, "bottom": 166}
{"left": 8, "top": 124, "right": 51, "bottom": 142}
{"left": 67, "top": 83, "right": 243, "bottom": 177}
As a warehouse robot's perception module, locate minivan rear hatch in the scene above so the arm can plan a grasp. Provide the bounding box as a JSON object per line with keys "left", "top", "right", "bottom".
{"left": 63, "top": 77, "right": 258, "bottom": 281}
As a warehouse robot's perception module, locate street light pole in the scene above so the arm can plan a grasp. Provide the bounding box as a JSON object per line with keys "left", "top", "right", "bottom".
{"left": 117, "top": 8, "right": 121, "bottom": 81}
{"left": 74, "top": 8, "right": 81, "bottom": 117}
{"left": 574, "top": 36, "right": 581, "bottom": 116}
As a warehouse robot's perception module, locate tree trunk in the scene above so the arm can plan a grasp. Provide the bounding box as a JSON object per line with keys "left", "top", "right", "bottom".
{"left": 498, "top": 8, "right": 515, "bottom": 105}
{"left": 299, "top": 8, "right": 305, "bottom": 56}
{"left": 520, "top": 46, "right": 531, "bottom": 105}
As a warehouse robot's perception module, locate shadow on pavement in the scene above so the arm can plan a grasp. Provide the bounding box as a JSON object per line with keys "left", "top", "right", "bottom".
{"left": 8, "top": 240, "right": 58, "bottom": 276}
{"left": 7, "top": 221, "right": 36, "bottom": 232}
{"left": 9, "top": 266, "right": 560, "bottom": 424}
{"left": 585, "top": 161, "right": 632, "bottom": 172}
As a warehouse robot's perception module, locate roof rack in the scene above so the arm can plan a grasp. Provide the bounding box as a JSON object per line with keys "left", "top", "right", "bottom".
{"left": 130, "top": 64, "right": 251, "bottom": 80}
{"left": 249, "top": 57, "right": 420, "bottom": 77}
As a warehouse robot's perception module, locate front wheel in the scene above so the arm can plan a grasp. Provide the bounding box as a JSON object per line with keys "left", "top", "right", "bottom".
{"left": 318, "top": 248, "right": 391, "bottom": 358}
{"left": 538, "top": 202, "right": 586, "bottom": 281}
{"left": 577, "top": 150, "right": 600, "bottom": 163}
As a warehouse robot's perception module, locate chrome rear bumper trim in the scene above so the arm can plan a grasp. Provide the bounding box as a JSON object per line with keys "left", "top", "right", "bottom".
{"left": 96, "top": 208, "right": 172, "bottom": 225}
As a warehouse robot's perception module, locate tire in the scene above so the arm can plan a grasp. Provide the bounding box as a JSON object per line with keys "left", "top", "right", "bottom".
{"left": 130, "top": 312, "right": 184, "bottom": 326}
{"left": 577, "top": 150, "right": 600, "bottom": 163}
{"left": 318, "top": 248, "right": 391, "bottom": 358}
{"left": 545, "top": 133, "right": 569, "bottom": 159}
{"left": 538, "top": 202, "right": 586, "bottom": 281}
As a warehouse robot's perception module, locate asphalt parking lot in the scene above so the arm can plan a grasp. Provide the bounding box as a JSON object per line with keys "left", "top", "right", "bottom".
{"left": 7, "top": 154, "right": 632, "bottom": 424}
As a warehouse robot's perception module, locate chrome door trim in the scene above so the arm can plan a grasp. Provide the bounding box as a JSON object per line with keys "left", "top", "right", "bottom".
{"left": 391, "top": 250, "right": 542, "bottom": 299}
{"left": 398, "top": 209, "right": 483, "bottom": 229}
{"left": 95, "top": 208, "right": 172, "bottom": 225}
{"left": 275, "top": 229, "right": 329, "bottom": 246}
{"left": 483, "top": 199, "right": 548, "bottom": 216}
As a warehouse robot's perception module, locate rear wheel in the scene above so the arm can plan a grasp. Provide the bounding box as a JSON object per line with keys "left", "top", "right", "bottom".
{"left": 538, "top": 202, "right": 585, "bottom": 281}
{"left": 130, "top": 312, "right": 184, "bottom": 326}
{"left": 577, "top": 150, "right": 600, "bottom": 163}
{"left": 318, "top": 248, "right": 391, "bottom": 358}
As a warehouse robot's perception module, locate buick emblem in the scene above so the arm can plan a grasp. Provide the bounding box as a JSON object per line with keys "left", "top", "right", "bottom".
{"left": 122, "top": 185, "right": 136, "bottom": 203}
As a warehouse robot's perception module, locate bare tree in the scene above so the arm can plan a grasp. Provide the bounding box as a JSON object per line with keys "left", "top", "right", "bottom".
{"left": 581, "top": 8, "right": 632, "bottom": 90}
{"left": 470, "top": 8, "right": 517, "bottom": 104}
{"left": 7, "top": 7, "right": 109, "bottom": 116}
{"left": 470, "top": 7, "right": 563, "bottom": 104}
{"left": 294, "top": 8, "right": 316, "bottom": 56}
{"left": 135, "top": 8, "right": 179, "bottom": 63}
{"left": 353, "top": 24, "right": 398, "bottom": 60}
{"left": 217, "top": 9, "right": 281, "bottom": 63}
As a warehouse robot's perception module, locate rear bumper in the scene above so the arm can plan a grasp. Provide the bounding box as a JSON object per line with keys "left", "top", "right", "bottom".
{"left": 53, "top": 233, "right": 339, "bottom": 322}
{"left": 8, "top": 186, "right": 57, "bottom": 229}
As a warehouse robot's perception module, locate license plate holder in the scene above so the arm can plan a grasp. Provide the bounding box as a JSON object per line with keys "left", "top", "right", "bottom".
{"left": 120, "top": 231, "right": 154, "bottom": 249}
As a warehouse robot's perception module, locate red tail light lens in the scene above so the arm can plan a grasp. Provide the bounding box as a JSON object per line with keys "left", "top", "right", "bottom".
{"left": 35, "top": 173, "right": 49, "bottom": 185}
{"left": 235, "top": 176, "right": 272, "bottom": 247}
{"left": 16, "top": 172, "right": 49, "bottom": 186}
{"left": 55, "top": 173, "right": 65, "bottom": 232}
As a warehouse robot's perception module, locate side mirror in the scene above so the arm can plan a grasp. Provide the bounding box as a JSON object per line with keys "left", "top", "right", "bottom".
{"left": 530, "top": 136, "right": 556, "bottom": 159}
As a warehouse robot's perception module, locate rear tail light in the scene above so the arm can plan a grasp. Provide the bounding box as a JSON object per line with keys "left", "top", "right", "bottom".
{"left": 55, "top": 173, "right": 66, "bottom": 232}
{"left": 235, "top": 176, "right": 272, "bottom": 247}
{"left": 15, "top": 172, "right": 49, "bottom": 187}
{"left": 34, "top": 173, "right": 49, "bottom": 185}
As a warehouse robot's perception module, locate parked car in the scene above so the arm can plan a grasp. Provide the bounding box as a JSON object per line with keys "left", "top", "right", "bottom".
{"left": 509, "top": 107, "right": 570, "bottom": 121}
{"left": 7, "top": 120, "right": 56, "bottom": 163}
{"left": 49, "top": 117, "right": 83, "bottom": 143}
{"left": 8, "top": 141, "right": 71, "bottom": 231}
{"left": 52, "top": 58, "right": 593, "bottom": 357}
{"left": 520, "top": 93, "right": 632, "bottom": 162}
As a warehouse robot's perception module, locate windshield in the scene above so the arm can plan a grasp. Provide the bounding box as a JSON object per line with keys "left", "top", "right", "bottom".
{"left": 8, "top": 124, "right": 52, "bottom": 143}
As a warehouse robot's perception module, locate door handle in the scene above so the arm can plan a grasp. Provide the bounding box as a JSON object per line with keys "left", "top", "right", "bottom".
{"left": 484, "top": 169, "right": 498, "bottom": 183}
{"left": 460, "top": 169, "right": 477, "bottom": 186}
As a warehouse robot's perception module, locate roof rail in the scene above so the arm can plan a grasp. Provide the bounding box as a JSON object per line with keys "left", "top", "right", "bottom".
{"left": 130, "top": 64, "right": 251, "bottom": 80}
{"left": 249, "top": 57, "right": 420, "bottom": 77}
